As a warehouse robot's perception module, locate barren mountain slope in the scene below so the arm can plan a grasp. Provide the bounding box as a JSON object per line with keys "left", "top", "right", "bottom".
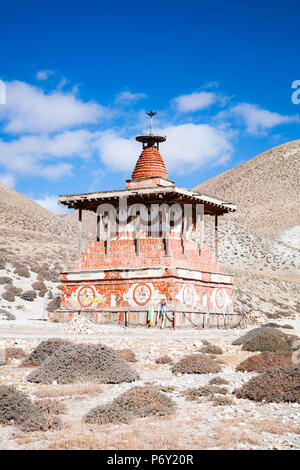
{"left": 194, "top": 140, "right": 300, "bottom": 240}
{"left": 60, "top": 210, "right": 96, "bottom": 236}
{"left": 0, "top": 182, "right": 75, "bottom": 238}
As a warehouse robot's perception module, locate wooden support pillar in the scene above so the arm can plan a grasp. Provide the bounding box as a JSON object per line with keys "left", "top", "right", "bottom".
{"left": 135, "top": 213, "right": 140, "bottom": 257}
{"left": 182, "top": 209, "right": 187, "bottom": 256}
{"left": 214, "top": 214, "right": 218, "bottom": 263}
{"left": 196, "top": 204, "right": 204, "bottom": 255}
{"left": 78, "top": 208, "right": 82, "bottom": 259}
{"left": 96, "top": 214, "right": 101, "bottom": 242}
{"left": 106, "top": 217, "right": 110, "bottom": 258}
{"left": 164, "top": 211, "right": 170, "bottom": 256}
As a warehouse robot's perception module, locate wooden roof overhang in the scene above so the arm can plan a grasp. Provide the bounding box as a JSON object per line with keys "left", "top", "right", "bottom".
{"left": 59, "top": 186, "right": 236, "bottom": 216}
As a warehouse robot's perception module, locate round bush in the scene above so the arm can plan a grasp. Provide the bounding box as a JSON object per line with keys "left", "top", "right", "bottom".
{"left": 14, "top": 266, "right": 30, "bottom": 278}
{"left": 38, "top": 289, "right": 47, "bottom": 298}
{"left": 172, "top": 353, "right": 221, "bottom": 375}
{"left": 37, "top": 270, "right": 59, "bottom": 282}
{"left": 27, "top": 343, "right": 140, "bottom": 384}
{"left": 242, "top": 330, "right": 296, "bottom": 352}
{"left": 183, "top": 385, "right": 228, "bottom": 401}
{"left": 213, "top": 395, "right": 235, "bottom": 406}
{"left": 22, "top": 338, "right": 72, "bottom": 366}
{"left": 85, "top": 386, "right": 176, "bottom": 425}
{"left": 236, "top": 351, "right": 293, "bottom": 372}
{"left": 0, "top": 385, "right": 45, "bottom": 427}
{"left": 5, "top": 347, "right": 26, "bottom": 361}
{"left": 29, "top": 264, "right": 42, "bottom": 274}
{"left": 21, "top": 290, "right": 37, "bottom": 302}
{"left": 155, "top": 355, "right": 173, "bottom": 364}
{"left": 0, "top": 259, "right": 7, "bottom": 270}
{"left": 31, "top": 281, "right": 47, "bottom": 291}
{"left": 232, "top": 327, "right": 281, "bottom": 346}
{"left": 201, "top": 344, "right": 223, "bottom": 355}
{"left": 0, "top": 276, "right": 12, "bottom": 285}
{"left": 2, "top": 291, "right": 15, "bottom": 302}
{"left": 116, "top": 349, "right": 137, "bottom": 363}
{"left": 234, "top": 366, "right": 300, "bottom": 403}
{"left": 5, "top": 285, "right": 23, "bottom": 297}
{"left": 209, "top": 376, "right": 229, "bottom": 385}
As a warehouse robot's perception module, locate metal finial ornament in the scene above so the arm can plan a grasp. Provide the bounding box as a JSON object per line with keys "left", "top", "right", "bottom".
{"left": 146, "top": 110, "right": 157, "bottom": 135}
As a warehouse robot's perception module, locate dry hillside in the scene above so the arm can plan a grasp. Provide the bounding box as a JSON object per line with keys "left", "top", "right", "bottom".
{"left": 194, "top": 140, "right": 300, "bottom": 241}
{"left": 0, "top": 182, "right": 75, "bottom": 238}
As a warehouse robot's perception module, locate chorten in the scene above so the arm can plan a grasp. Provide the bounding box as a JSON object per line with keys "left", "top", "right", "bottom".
{"left": 54, "top": 113, "right": 237, "bottom": 328}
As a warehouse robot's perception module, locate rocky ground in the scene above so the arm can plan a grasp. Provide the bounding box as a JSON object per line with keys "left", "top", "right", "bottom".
{"left": 0, "top": 319, "right": 299, "bottom": 450}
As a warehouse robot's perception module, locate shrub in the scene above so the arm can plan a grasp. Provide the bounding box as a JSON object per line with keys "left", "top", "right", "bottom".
{"left": 0, "top": 385, "right": 46, "bottom": 428}
{"left": 155, "top": 355, "right": 173, "bottom": 364}
{"left": 0, "top": 276, "right": 12, "bottom": 285}
{"left": 183, "top": 385, "right": 228, "bottom": 401}
{"left": 27, "top": 343, "right": 140, "bottom": 384}
{"left": 208, "top": 376, "right": 229, "bottom": 385}
{"left": 22, "top": 338, "right": 72, "bottom": 367}
{"left": 5, "top": 347, "right": 26, "bottom": 361}
{"left": 38, "top": 290, "right": 47, "bottom": 298}
{"left": 31, "top": 281, "right": 47, "bottom": 291}
{"left": 2, "top": 291, "right": 15, "bottom": 302}
{"left": 37, "top": 270, "right": 58, "bottom": 282}
{"left": 21, "top": 290, "right": 37, "bottom": 302}
{"left": 200, "top": 345, "right": 223, "bottom": 355}
{"left": 14, "top": 266, "right": 30, "bottom": 278}
{"left": 85, "top": 386, "right": 176, "bottom": 425}
{"left": 29, "top": 264, "right": 42, "bottom": 274}
{"left": 232, "top": 327, "right": 281, "bottom": 346}
{"left": 212, "top": 395, "right": 235, "bottom": 406}
{"left": 242, "top": 330, "right": 296, "bottom": 352}
{"left": 116, "top": 349, "right": 137, "bottom": 363}
{"left": 35, "top": 399, "right": 65, "bottom": 415}
{"left": 0, "top": 259, "right": 6, "bottom": 270}
{"left": 201, "top": 339, "right": 212, "bottom": 346}
{"left": 4, "top": 285, "right": 23, "bottom": 297}
{"left": 282, "top": 324, "right": 294, "bottom": 330}
{"left": 172, "top": 354, "right": 221, "bottom": 375}
{"left": 236, "top": 351, "right": 293, "bottom": 372}
{"left": 234, "top": 366, "right": 300, "bottom": 403}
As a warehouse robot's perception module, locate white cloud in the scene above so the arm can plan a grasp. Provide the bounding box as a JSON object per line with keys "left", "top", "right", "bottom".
{"left": 96, "top": 123, "right": 232, "bottom": 175}
{"left": 172, "top": 91, "right": 217, "bottom": 113}
{"left": 40, "top": 163, "right": 73, "bottom": 180}
{"left": 95, "top": 132, "right": 140, "bottom": 172}
{"left": 36, "top": 70, "right": 54, "bottom": 81}
{"left": 0, "top": 81, "right": 107, "bottom": 134}
{"left": 160, "top": 123, "right": 233, "bottom": 172}
{"left": 0, "top": 173, "right": 16, "bottom": 187}
{"left": 0, "top": 130, "right": 101, "bottom": 180}
{"left": 34, "top": 195, "right": 70, "bottom": 214}
{"left": 228, "top": 103, "right": 300, "bottom": 134}
{"left": 115, "top": 90, "right": 146, "bottom": 105}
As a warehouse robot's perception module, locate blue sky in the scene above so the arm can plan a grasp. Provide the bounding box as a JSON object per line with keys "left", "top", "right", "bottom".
{"left": 0, "top": 0, "right": 299, "bottom": 213}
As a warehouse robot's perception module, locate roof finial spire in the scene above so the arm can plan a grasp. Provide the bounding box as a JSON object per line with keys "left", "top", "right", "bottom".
{"left": 146, "top": 110, "right": 157, "bottom": 135}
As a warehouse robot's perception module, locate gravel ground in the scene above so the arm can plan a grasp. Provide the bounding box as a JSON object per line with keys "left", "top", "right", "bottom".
{"left": 0, "top": 319, "right": 299, "bottom": 450}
